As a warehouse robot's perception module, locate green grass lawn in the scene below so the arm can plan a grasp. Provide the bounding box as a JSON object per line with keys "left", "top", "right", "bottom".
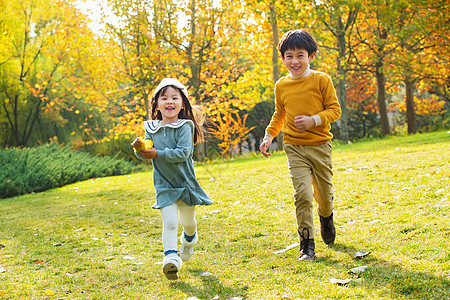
{"left": 0, "top": 131, "right": 449, "bottom": 299}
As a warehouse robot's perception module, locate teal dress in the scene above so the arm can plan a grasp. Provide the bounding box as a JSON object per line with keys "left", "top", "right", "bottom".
{"left": 135, "top": 119, "right": 212, "bottom": 209}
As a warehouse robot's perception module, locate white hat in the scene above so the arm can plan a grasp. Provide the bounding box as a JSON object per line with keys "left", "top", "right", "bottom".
{"left": 153, "top": 78, "right": 189, "bottom": 99}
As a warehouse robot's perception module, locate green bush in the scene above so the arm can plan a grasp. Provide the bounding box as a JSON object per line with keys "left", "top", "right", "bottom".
{"left": 0, "top": 143, "right": 135, "bottom": 199}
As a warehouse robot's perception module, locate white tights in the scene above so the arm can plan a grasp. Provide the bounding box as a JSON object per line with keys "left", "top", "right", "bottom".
{"left": 160, "top": 200, "right": 196, "bottom": 254}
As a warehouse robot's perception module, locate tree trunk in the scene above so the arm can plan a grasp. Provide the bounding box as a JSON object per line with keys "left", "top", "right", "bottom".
{"left": 375, "top": 61, "right": 390, "bottom": 136}
{"left": 270, "top": 3, "right": 279, "bottom": 84}
{"left": 269, "top": 3, "right": 282, "bottom": 148}
{"left": 405, "top": 78, "right": 417, "bottom": 134}
{"left": 188, "top": 0, "right": 206, "bottom": 161}
{"left": 336, "top": 21, "right": 349, "bottom": 142}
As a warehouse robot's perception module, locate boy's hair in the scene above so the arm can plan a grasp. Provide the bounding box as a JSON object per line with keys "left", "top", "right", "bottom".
{"left": 278, "top": 29, "right": 318, "bottom": 58}
{"left": 151, "top": 85, "right": 204, "bottom": 144}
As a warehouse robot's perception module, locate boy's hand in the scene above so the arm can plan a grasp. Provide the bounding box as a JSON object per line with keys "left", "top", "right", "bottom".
{"left": 259, "top": 140, "right": 272, "bottom": 158}
{"left": 294, "top": 115, "right": 315, "bottom": 132}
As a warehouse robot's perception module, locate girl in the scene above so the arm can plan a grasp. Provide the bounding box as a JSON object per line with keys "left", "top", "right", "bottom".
{"left": 131, "top": 78, "right": 212, "bottom": 280}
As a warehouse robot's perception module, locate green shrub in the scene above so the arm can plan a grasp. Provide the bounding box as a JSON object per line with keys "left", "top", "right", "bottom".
{"left": 0, "top": 143, "right": 135, "bottom": 199}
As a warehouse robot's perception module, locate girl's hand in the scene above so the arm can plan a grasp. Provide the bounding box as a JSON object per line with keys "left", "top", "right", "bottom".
{"left": 140, "top": 148, "right": 158, "bottom": 159}
{"left": 131, "top": 137, "right": 142, "bottom": 148}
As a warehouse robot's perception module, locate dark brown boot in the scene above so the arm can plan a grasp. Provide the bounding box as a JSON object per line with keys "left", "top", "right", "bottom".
{"left": 298, "top": 228, "right": 315, "bottom": 261}
{"left": 320, "top": 212, "right": 336, "bottom": 245}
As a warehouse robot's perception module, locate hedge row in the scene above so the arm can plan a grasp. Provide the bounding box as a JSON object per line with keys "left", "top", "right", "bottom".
{"left": 0, "top": 143, "right": 134, "bottom": 199}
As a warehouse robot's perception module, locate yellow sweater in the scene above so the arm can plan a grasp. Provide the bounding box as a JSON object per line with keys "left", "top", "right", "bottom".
{"left": 266, "top": 71, "right": 341, "bottom": 145}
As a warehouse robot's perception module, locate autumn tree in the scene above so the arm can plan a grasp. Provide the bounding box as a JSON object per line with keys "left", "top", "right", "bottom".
{"left": 389, "top": 0, "right": 449, "bottom": 134}
{"left": 0, "top": 0, "right": 97, "bottom": 147}
{"left": 351, "top": 0, "right": 414, "bottom": 136}
{"left": 208, "top": 101, "right": 255, "bottom": 157}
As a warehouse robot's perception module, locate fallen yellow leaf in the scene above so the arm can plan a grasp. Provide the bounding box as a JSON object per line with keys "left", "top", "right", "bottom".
{"left": 44, "top": 289, "right": 54, "bottom": 296}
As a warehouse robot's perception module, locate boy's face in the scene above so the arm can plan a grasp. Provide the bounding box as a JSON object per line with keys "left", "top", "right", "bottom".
{"left": 282, "top": 48, "right": 315, "bottom": 77}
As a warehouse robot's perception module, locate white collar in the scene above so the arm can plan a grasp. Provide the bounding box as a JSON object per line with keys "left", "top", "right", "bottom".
{"left": 144, "top": 119, "right": 192, "bottom": 134}
{"left": 289, "top": 67, "right": 312, "bottom": 79}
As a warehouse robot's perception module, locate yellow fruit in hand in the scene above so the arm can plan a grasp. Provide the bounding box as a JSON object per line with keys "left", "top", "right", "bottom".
{"left": 133, "top": 139, "right": 153, "bottom": 152}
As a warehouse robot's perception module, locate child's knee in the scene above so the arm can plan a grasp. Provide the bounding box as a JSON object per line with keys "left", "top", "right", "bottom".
{"left": 180, "top": 219, "right": 197, "bottom": 232}
{"left": 163, "top": 219, "right": 178, "bottom": 232}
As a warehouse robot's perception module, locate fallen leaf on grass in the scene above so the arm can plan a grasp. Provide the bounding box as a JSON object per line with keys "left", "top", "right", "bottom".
{"left": 330, "top": 278, "right": 353, "bottom": 285}
{"left": 105, "top": 256, "right": 116, "bottom": 261}
{"left": 349, "top": 266, "right": 368, "bottom": 274}
{"left": 274, "top": 242, "right": 300, "bottom": 254}
{"left": 200, "top": 271, "right": 213, "bottom": 277}
{"left": 44, "top": 289, "right": 54, "bottom": 296}
{"left": 354, "top": 251, "right": 371, "bottom": 259}
{"left": 0, "top": 290, "right": 5, "bottom": 296}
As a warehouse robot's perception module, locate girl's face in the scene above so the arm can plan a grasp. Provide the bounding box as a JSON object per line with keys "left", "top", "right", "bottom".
{"left": 156, "top": 86, "right": 184, "bottom": 125}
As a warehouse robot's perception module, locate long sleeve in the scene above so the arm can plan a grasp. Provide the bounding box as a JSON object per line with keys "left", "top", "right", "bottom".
{"left": 266, "top": 83, "right": 286, "bottom": 139}
{"left": 317, "top": 74, "right": 341, "bottom": 125}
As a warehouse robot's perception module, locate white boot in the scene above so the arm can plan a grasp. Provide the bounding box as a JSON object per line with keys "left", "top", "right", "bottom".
{"left": 179, "top": 232, "right": 198, "bottom": 261}
{"left": 162, "top": 253, "right": 182, "bottom": 280}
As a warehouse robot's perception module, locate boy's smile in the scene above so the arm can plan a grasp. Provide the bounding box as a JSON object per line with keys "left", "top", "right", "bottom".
{"left": 282, "top": 48, "right": 315, "bottom": 78}
{"left": 157, "top": 86, "right": 184, "bottom": 125}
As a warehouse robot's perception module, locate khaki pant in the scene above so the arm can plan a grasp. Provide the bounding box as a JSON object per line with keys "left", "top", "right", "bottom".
{"left": 284, "top": 142, "right": 334, "bottom": 240}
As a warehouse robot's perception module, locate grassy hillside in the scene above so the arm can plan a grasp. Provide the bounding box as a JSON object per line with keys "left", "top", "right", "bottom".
{"left": 0, "top": 131, "right": 449, "bottom": 299}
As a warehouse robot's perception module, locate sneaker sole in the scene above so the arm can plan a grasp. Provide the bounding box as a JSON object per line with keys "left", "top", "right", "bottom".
{"left": 299, "top": 255, "right": 315, "bottom": 261}
{"left": 163, "top": 262, "right": 179, "bottom": 280}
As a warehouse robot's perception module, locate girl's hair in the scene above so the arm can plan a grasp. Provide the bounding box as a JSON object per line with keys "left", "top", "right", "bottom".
{"left": 150, "top": 85, "right": 204, "bottom": 144}
{"left": 278, "top": 29, "right": 318, "bottom": 58}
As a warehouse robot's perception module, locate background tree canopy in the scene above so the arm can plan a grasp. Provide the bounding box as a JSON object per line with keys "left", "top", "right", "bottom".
{"left": 0, "top": 0, "right": 448, "bottom": 159}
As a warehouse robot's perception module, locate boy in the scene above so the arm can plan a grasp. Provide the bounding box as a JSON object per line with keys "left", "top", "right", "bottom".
{"left": 259, "top": 29, "right": 341, "bottom": 261}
